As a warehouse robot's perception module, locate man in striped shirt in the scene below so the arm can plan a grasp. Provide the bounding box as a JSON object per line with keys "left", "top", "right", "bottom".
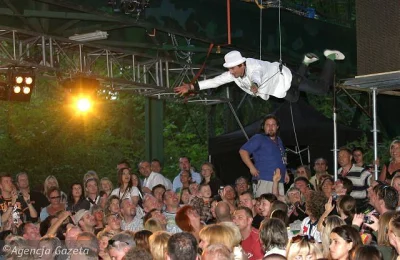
{"left": 337, "top": 147, "right": 372, "bottom": 212}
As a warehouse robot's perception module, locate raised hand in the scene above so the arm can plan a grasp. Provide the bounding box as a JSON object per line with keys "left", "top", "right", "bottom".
{"left": 174, "top": 83, "right": 192, "bottom": 95}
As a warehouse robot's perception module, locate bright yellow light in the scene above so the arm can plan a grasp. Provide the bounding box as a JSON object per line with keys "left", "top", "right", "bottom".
{"left": 13, "top": 86, "right": 21, "bottom": 93}
{"left": 23, "top": 87, "right": 31, "bottom": 94}
{"left": 15, "top": 76, "right": 23, "bottom": 84}
{"left": 76, "top": 97, "right": 92, "bottom": 112}
{"left": 25, "top": 77, "right": 33, "bottom": 85}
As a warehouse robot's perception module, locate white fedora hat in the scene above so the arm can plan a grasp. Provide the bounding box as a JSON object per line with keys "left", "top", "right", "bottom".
{"left": 223, "top": 51, "right": 246, "bottom": 68}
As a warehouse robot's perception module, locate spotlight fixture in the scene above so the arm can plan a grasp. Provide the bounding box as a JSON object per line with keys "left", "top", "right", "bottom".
{"left": 8, "top": 67, "right": 35, "bottom": 102}
{"left": 68, "top": 31, "right": 109, "bottom": 42}
{"left": 63, "top": 76, "right": 100, "bottom": 113}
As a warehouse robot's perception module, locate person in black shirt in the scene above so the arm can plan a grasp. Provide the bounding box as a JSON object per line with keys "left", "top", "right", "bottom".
{"left": 16, "top": 172, "right": 49, "bottom": 217}
{"left": 0, "top": 173, "right": 38, "bottom": 226}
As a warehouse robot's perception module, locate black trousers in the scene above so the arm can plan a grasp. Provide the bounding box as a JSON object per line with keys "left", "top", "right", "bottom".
{"left": 284, "top": 59, "right": 336, "bottom": 102}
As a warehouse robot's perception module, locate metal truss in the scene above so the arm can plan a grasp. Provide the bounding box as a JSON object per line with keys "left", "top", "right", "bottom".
{"left": 0, "top": 26, "right": 229, "bottom": 105}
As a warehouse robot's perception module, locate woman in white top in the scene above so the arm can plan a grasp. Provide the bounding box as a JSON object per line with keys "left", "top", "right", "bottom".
{"left": 111, "top": 167, "right": 140, "bottom": 205}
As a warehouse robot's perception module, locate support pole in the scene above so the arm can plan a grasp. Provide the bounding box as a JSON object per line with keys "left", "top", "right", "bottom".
{"left": 227, "top": 0, "right": 231, "bottom": 44}
{"left": 372, "top": 88, "right": 379, "bottom": 179}
{"left": 228, "top": 102, "right": 249, "bottom": 140}
{"left": 333, "top": 83, "right": 338, "bottom": 181}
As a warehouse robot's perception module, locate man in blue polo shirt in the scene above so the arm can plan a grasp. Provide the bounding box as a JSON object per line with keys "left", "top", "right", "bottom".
{"left": 239, "top": 115, "right": 286, "bottom": 197}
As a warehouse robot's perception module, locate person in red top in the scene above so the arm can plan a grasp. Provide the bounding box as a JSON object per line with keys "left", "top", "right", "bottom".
{"left": 233, "top": 206, "right": 264, "bottom": 260}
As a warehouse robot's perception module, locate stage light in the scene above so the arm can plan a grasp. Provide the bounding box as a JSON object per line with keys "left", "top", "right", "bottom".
{"left": 25, "top": 77, "right": 33, "bottom": 85}
{"left": 8, "top": 67, "right": 35, "bottom": 102}
{"left": 13, "top": 86, "right": 21, "bottom": 94}
{"left": 63, "top": 76, "right": 99, "bottom": 113}
{"left": 15, "top": 76, "right": 23, "bottom": 84}
{"left": 23, "top": 86, "right": 31, "bottom": 94}
{"left": 76, "top": 97, "right": 92, "bottom": 112}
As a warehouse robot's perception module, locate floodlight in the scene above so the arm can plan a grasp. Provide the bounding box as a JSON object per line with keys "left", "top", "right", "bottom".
{"left": 68, "top": 31, "right": 108, "bottom": 42}
{"left": 25, "top": 77, "right": 33, "bottom": 85}
{"left": 13, "top": 86, "right": 21, "bottom": 94}
{"left": 15, "top": 76, "right": 23, "bottom": 84}
{"left": 8, "top": 67, "right": 35, "bottom": 102}
{"left": 23, "top": 86, "right": 31, "bottom": 94}
{"left": 76, "top": 97, "right": 92, "bottom": 112}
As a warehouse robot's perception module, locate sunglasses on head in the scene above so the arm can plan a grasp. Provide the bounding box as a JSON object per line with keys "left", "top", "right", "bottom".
{"left": 291, "top": 235, "right": 316, "bottom": 244}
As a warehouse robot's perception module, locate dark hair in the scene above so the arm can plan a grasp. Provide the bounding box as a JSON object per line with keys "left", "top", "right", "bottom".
{"left": 152, "top": 184, "right": 166, "bottom": 195}
{"left": 151, "top": 158, "right": 162, "bottom": 167}
{"left": 67, "top": 182, "right": 85, "bottom": 205}
{"left": 234, "top": 206, "right": 253, "bottom": 218}
{"left": 330, "top": 226, "right": 362, "bottom": 258}
{"left": 376, "top": 185, "right": 399, "bottom": 210}
{"left": 259, "top": 193, "right": 277, "bottom": 203}
{"left": 118, "top": 159, "right": 131, "bottom": 168}
{"left": 167, "top": 232, "right": 198, "bottom": 260}
{"left": 260, "top": 114, "right": 280, "bottom": 132}
{"left": 338, "top": 195, "right": 356, "bottom": 219}
{"left": 180, "top": 156, "right": 191, "bottom": 163}
{"left": 270, "top": 209, "right": 289, "bottom": 226}
{"left": 305, "top": 191, "right": 328, "bottom": 219}
{"left": 259, "top": 218, "right": 288, "bottom": 251}
{"left": 117, "top": 167, "right": 133, "bottom": 189}
{"left": 134, "top": 230, "right": 152, "bottom": 252}
{"left": 46, "top": 186, "right": 61, "bottom": 199}
{"left": 352, "top": 147, "right": 364, "bottom": 154}
{"left": 314, "top": 157, "right": 328, "bottom": 165}
{"left": 0, "top": 172, "right": 12, "bottom": 182}
{"left": 351, "top": 245, "right": 383, "bottom": 260}
{"left": 294, "top": 176, "right": 312, "bottom": 188}
{"left": 338, "top": 177, "right": 353, "bottom": 194}
{"left": 179, "top": 188, "right": 191, "bottom": 204}
{"left": 39, "top": 215, "right": 57, "bottom": 236}
{"left": 143, "top": 208, "right": 158, "bottom": 224}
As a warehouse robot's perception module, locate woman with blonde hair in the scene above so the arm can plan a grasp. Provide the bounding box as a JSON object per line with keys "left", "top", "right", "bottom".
{"left": 286, "top": 235, "right": 323, "bottom": 260}
{"left": 319, "top": 215, "right": 346, "bottom": 258}
{"left": 97, "top": 230, "right": 115, "bottom": 260}
{"left": 144, "top": 218, "right": 165, "bottom": 233}
{"left": 200, "top": 162, "right": 223, "bottom": 197}
{"left": 149, "top": 231, "right": 171, "bottom": 260}
{"left": 43, "top": 175, "right": 67, "bottom": 203}
{"left": 380, "top": 140, "right": 400, "bottom": 184}
{"left": 360, "top": 210, "right": 396, "bottom": 260}
{"left": 100, "top": 177, "right": 113, "bottom": 197}
{"left": 199, "top": 223, "right": 247, "bottom": 259}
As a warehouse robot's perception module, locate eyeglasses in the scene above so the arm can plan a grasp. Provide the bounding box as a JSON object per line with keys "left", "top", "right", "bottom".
{"left": 50, "top": 196, "right": 61, "bottom": 200}
{"left": 291, "top": 235, "right": 316, "bottom": 244}
{"left": 108, "top": 239, "right": 129, "bottom": 248}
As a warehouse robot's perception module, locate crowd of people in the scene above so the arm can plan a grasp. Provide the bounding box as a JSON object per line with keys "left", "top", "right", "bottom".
{"left": 2, "top": 135, "right": 400, "bottom": 259}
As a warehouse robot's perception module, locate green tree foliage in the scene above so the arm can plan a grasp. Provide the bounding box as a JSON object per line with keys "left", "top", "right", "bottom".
{"left": 0, "top": 78, "right": 145, "bottom": 191}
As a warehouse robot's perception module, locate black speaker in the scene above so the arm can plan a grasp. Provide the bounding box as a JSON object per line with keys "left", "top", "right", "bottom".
{"left": 356, "top": 0, "right": 400, "bottom": 75}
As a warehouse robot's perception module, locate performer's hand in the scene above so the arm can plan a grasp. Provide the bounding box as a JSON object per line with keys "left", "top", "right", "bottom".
{"left": 250, "top": 84, "right": 258, "bottom": 95}
{"left": 250, "top": 167, "right": 260, "bottom": 178}
{"left": 273, "top": 169, "right": 281, "bottom": 183}
{"left": 174, "top": 83, "right": 192, "bottom": 95}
